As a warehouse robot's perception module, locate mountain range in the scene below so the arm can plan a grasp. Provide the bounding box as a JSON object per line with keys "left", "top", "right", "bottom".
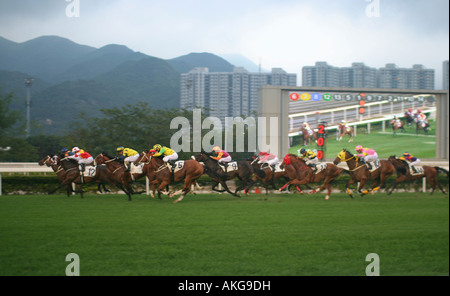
{"left": 0, "top": 35, "right": 258, "bottom": 135}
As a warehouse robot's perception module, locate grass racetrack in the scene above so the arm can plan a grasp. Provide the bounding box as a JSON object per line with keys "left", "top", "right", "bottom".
{"left": 0, "top": 192, "right": 448, "bottom": 276}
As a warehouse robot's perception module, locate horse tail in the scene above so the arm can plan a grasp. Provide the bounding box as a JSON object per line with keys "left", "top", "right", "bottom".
{"left": 252, "top": 165, "right": 266, "bottom": 179}
{"left": 435, "top": 167, "right": 449, "bottom": 178}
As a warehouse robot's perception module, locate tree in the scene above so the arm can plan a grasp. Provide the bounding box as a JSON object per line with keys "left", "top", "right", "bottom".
{"left": 0, "top": 90, "right": 38, "bottom": 161}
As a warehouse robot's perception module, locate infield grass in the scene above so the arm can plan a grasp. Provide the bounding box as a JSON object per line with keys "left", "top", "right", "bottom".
{"left": 0, "top": 192, "right": 448, "bottom": 276}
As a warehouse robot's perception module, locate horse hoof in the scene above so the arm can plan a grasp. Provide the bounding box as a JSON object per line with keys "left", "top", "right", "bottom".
{"left": 325, "top": 195, "right": 330, "bottom": 200}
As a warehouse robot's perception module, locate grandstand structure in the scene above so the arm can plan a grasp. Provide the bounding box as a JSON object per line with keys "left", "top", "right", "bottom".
{"left": 258, "top": 86, "right": 449, "bottom": 160}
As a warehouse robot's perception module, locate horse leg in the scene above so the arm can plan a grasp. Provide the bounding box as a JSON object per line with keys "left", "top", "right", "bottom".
{"left": 346, "top": 179, "right": 357, "bottom": 198}
{"left": 173, "top": 177, "right": 194, "bottom": 203}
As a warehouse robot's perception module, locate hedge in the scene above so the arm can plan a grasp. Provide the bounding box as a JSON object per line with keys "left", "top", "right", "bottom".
{"left": 1, "top": 173, "right": 448, "bottom": 195}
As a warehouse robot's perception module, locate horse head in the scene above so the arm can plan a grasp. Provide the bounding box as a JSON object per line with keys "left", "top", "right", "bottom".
{"left": 38, "top": 155, "right": 52, "bottom": 166}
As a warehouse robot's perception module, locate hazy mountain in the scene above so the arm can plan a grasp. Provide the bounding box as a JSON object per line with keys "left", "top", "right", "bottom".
{"left": 219, "top": 54, "right": 268, "bottom": 73}
{"left": 0, "top": 35, "right": 243, "bottom": 135}
{"left": 0, "top": 35, "right": 96, "bottom": 82}
{"left": 167, "top": 52, "right": 234, "bottom": 73}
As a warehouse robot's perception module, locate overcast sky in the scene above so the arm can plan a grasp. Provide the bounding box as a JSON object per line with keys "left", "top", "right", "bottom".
{"left": 0, "top": 0, "right": 448, "bottom": 88}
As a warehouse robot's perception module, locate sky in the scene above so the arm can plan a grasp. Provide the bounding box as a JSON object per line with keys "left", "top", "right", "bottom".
{"left": 0, "top": 0, "right": 449, "bottom": 88}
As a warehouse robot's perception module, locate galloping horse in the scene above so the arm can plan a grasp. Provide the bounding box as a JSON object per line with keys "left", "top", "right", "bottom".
{"left": 278, "top": 154, "right": 346, "bottom": 200}
{"left": 193, "top": 150, "right": 262, "bottom": 197}
{"left": 390, "top": 119, "right": 405, "bottom": 136}
{"left": 337, "top": 123, "right": 354, "bottom": 142}
{"left": 136, "top": 150, "right": 204, "bottom": 203}
{"left": 299, "top": 126, "right": 317, "bottom": 146}
{"left": 333, "top": 149, "right": 395, "bottom": 198}
{"left": 404, "top": 111, "right": 415, "bottom": 127}
{"left": 247, "top": 156, "right": 287, "bottom": 194}
{"left": 386, "top": 156, "right": 448, "bottom": 195}
{"left": 94, "top": 152, "right": 138, "bottom": 201}
{"left": 415, "top": 119, "right": 430, "bottom": 135}
{"left": 39, "top": 155, "right": 110, "bottom": 196}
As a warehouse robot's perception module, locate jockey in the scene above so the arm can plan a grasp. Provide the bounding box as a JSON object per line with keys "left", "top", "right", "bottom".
{"left": 405, "top": 108, "right": 414, "bottom": 117}
{"left": 116, "top": 146, "right": 139, "bottom": 172}
{"left": 340, "top": 120, "right": 350, "bottom": 131}
{"left": 400, "top": 152, "right": 421, "bottom": 174}
{"left": 258, "top": 151, "right": 279, "bottom": 171}
{"left": 152, "top": 144, "right": 178, "bottom": 170}
{"left": 355, "top": 145, "right": 378, "bottom": 170}
{"left": 60, "top": 147, "right": 72, "bottom": 158}
{"left": 302, "top": 122, "right": 313, "bottom": 135}
{"left": 298, "top": 147, "right": 318, "bottom": 171}
{"left": 393, "top": 115, "right": 402, "bottom": 127}
{"left": 211, "top": 146, "right": 232, "bottom": 171}
{"left": 68, "top": 147, "right": 93, "bottom": 172}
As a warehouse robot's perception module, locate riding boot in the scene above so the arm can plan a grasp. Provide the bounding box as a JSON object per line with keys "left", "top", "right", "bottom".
{"left": 411, "top": 165, "right": 417, "bottom": 174}
{"left": 167, "top": 160, "right": 176, "bottom": 172}
{"left": 80, "top": 163, "right": 85, "bottom": 172}
{"left": 124, "top": 161, "right": 131, "bottom": 172}
{"left": 270, "top": 164, "right": 276, "bottom": 172}
{"left": 367, "top": 162, "right": 372, "bottom": 170}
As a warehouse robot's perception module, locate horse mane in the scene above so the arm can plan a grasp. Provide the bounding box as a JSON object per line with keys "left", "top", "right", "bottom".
{"left": 389, "top": 155, "right": 408, "bottom": 175}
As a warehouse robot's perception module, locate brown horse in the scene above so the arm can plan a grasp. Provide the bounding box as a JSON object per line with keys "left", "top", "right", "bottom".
{"left": 387, "top": 156, "right": 448, "bottom": 195}
{"left": 93, "top": 152, "right": 139, "bottom": 201}
{"left": 45, "top": 155, "right": 115, "bottom": 198}
{"left": 337, "top": 123, "right": 354, "bottom": 142}
{"left": 247, "top": 156, "right": 287, "bottom": 194}
{"left": 299, "top": 126, "right": 317, "bottom": 146}
{"left": 278, "top": 154, "right": 346, "bottom": 200}
{"left": 136, "top": 150, "right": 204, "bottom": 203}
{"left": 39, "top": 155, "right": 110, "bottom": 196}
{"left": 333, "top": 149, "right": 395, "bottom": 198}
{"left": 390, "top": 119, "right": 405, "bottom": 136}
{"left": 193, "top": 150, "right": 262, "bottom": 197}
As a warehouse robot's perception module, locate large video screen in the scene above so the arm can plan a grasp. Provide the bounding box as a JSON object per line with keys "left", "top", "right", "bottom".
{"left": 286, "top": 91, "right": 437, "bottom": 160}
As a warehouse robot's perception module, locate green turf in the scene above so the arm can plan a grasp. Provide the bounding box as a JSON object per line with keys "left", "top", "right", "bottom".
{"left": 290, "top": 121, "right": 437, "bottom": 159}
{"left": 0, "top": 193, "right": 448, "bottom": 276}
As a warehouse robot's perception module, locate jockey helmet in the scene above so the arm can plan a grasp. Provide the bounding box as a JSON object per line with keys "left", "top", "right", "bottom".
{"left": 212, "top": 146, "right": 221, "bottom": 152}
{"left": 72, "top": 147, "right": 80, "bottom": 153}
{"left": 259, "top": 151, "right": 268, "bottom": 156}
{"left": 153, "top": 144, "right": 162, "bottom": 151}
{"left": 355, "top": 145, "right": 363, "bottom": 151}
{"left": 116, "top": 146, "right": 124, "bottom": 152}
{"left": 61, "top": 148, "right": 68, "bottom": 153}
{"left": 408, "top": 108, "right": 412, "bottom": 112}
{"left": 300, "top": 148, "right": 306, "bottom": 154}
{"left": 403, "top": 152, "right": 410, "bottom": 157}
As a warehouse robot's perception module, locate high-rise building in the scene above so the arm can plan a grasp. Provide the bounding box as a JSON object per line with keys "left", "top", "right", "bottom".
{"left": 302, "top": 62, "right": 434, "bottom": 89}
{"left": 180, "top": 67, "right": 296, "bottom": 121}
{"left": 443, "top": 60, "right": 449, "bottom": 90}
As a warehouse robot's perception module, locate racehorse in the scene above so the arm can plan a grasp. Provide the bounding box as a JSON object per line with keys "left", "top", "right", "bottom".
{"left": 337, "top": 123, "right": 354, "bottom": 142}
{"left": 390, "top": 119, "right": 405, "bottom": 136}
{"left": 278, "top": 154, "right": 346, "bottom": 200}
{"left": 94, "top": 152, "right": 139, "bottom": 201}
{"left": 136, "top": 150, "right": 204, "bottom": 203}
{"left": 247, "top": 156, "right": 287, "bottom": 194}
{"left": 39, "top": 155, "right": 110, "bottom": 196}
{"left": 404, "top": 111, "right": 415, "bottom": 127}
{"left": 333, "top": 149, "right": 395, "bottom": 198}
{"left": 299, "top": 126, "right": 317, "bottom": 146}
{"left": 386, "top": 156, "right": 448, "bottom": 195}
{"left": 193, "top": 150, "right": 263, "bottom": 197}
{"left": 415, "top": 119, "right": 430, "bottom": 135}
